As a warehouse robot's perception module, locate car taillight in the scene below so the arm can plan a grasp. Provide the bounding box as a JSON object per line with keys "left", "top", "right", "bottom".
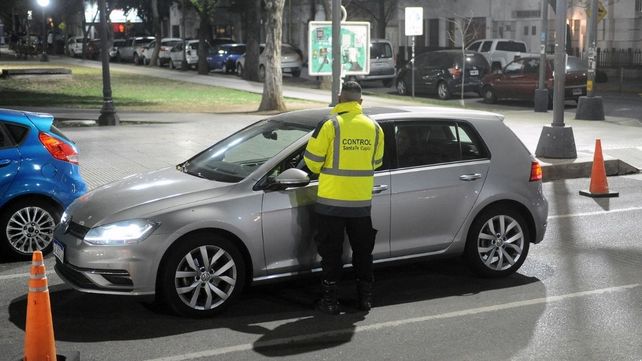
{"left": 530, "top": 161, "right": 543, "bottom": 182}
{"left": 38, "top": 132, "right": 79, "bottom": 164}
{"left": 448, "top": 67, "right": 462, "bottom": 78}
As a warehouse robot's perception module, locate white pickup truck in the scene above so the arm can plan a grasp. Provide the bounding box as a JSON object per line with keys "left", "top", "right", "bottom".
{"left": 467, "top": 39, "right": 529, "bottom": 72}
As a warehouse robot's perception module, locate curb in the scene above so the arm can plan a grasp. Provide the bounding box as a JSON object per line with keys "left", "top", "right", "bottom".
{"left": 541, "top": 158, "right": 639, "bottom": 182}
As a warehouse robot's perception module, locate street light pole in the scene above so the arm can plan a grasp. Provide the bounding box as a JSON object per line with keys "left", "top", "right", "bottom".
{"left": 330, "top": 0, "right": 341, "bottom": 106}
{"left": 37, "top": 0, "right": 49, "bottom": 62}
{"left": 97, "top": 0, "right": 119, "bottom": 126}
{"left": 535, "top": 0, "right": 577, "bottom": 159}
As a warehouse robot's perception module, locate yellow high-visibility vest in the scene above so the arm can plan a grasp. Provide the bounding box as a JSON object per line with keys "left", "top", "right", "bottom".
{"left": 304, "top": 101, "right": 384, "bottom": 216}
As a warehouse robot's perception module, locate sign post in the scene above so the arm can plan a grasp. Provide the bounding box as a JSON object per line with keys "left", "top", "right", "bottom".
{"left": 405, "top": 7, "right": 423, "bottom": 98}
{"left": 575, "top": 0, "right": 606, "bottom": 120}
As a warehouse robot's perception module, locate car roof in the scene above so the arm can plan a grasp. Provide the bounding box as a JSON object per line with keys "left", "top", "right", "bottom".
{"left": 269, "top": 106, "right": 503, "bottom": 128}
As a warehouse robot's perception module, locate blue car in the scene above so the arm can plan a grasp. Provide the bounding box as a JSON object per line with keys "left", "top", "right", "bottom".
{"left": 206, "top": 43, "right": 246, "bottom": 73}
{"left": 0, "top": 108, "right": 87, "bottom": 259}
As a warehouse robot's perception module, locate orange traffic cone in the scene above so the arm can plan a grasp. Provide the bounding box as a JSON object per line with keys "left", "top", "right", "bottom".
{"left": 579, "top": 139, "right": 619, "bottom": 198}
{"left": 23, "top": 250, "right": 57, "bottom": 361}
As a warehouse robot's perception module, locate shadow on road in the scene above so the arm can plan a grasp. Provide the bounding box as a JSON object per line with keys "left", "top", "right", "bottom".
{"left": 8, "top": 257, "right": 541, "bottom": 345}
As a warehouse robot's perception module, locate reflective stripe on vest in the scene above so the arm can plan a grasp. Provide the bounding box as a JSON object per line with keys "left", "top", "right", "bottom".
{"left": 317, "top": 197, "right": 373, "bottom": 208}
{"left": 304, "top": 150, "right": 325, "bottom": 163}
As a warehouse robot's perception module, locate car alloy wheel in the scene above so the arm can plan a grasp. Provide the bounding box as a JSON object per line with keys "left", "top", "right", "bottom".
{"left": 465, "top": 206, "right": 530, "bottom": 277}
{"left": 0, "top": 200, "right": 59, "bottom": 260}
{"left": 162, "top": 234, "right": 246, "bottom": 317}
{"left": 437, "top": 81, "right": 451, "bottom": 100}
{"left": 483, "top": 87, "right": 497, "bottom": 104}
{"left": 396, "top": 79, "right": 407, "bottom": 95}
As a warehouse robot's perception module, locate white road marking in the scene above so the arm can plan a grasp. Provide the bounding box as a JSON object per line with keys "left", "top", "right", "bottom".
{"left": 143, "top": 284, "right": 639, "bottom": 361}
{"left": 548, "top": 206, "right": 642, "bottom": 220}
{"left": 0, "top": 270, "right": 55, "bottom": 281}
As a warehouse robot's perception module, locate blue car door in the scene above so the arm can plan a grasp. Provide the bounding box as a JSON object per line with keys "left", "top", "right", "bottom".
{"left": 0, "top": 122, "right": 22, "bottom": 199}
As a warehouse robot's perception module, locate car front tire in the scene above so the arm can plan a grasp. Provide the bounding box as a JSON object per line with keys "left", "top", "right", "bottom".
{"left": 483, "top": 86, "right": 497, "bottom": 104}
{"left": 383, "top": 79, "right": 393, "bottom": 88}
{"left": 0, "top": 199, "right": 60, "bottom": 260}
{"left": 236, "top": 63, "right": 243, "bottom": 77}
{"left": 464, "top": 206, "right": 530, "bottom": 278}
{"left": 160, "top": 233, "right": 246, "bottom": 317}
{"left": 396, "top": 78, "right": 408, "bottom": 95}
{"left": 437, "top": 81, "right": 451, "bottom": 100}
{"left": 291, "top": 69, "right": 301, "bottom": 78}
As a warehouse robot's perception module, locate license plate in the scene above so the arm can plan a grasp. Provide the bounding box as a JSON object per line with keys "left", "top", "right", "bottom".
{"left": 469, "top": 70, "right": 479, "bottom": 76}
{"left": 53, "top": 239, "right": 64, "bottom": 263}
{"left": 572, "top": 88, "right": 582, "bottom": 95}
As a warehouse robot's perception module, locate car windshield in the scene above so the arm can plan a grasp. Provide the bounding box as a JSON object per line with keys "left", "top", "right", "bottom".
{"left": 180, "top": 119, "right": 312, "bottom": 182}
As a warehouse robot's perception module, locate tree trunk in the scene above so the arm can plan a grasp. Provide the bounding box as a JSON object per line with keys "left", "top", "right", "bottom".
{"left": 149, "top": 0, "right": 161, "bottom": 67}
{"left": 259, "top": 0, "right": 286, "bottom": 112}
{"left": 197, "top": 11, "right": 209, "bottom": 75}
{"left": 319, "top": 0, "right": 332, "bottom": 90}
{"left": 242, "top": 0, "right": 260, "bottom": 81}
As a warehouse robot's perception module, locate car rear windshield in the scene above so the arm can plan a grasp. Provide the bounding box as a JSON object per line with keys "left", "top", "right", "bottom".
{"left": 371, "top": 42, "right": 392, "bottom": 59}
{"left": 496, "top": 41, "right": 527, "bottom": 52}
{"left": 565, "top": 56, "right": 587, "bottom": 72}
{"left": 180, "top": 119, "right": 312, "bottom": 183}
{"left": 229, "top": 46, "right": 246, "bottom": 55}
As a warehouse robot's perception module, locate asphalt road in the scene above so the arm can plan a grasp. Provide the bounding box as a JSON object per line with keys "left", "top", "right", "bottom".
{"left": 1, "top": 174, "right": 641, "bottom": 361}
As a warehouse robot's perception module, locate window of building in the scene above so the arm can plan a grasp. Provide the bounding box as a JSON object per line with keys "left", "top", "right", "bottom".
{"left": 524, "top": 26, "right": 529, "bottom": 36}
{"left": 532, "top": 25, "right": 537, "bottom": 36}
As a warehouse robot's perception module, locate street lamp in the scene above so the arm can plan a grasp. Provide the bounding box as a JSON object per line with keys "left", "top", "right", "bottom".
{"left": 37, "top": 0, "right": 49, "bottom": 62}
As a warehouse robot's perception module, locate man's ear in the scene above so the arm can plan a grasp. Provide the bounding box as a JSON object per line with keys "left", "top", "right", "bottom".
{"left": 358, "top": 99, "right": 363, "bottom": 105}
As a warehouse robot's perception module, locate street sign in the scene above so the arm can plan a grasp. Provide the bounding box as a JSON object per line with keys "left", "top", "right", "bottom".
{"left": 308, "top": 21, "right": 370, "bottom": 76}
{"left": 405, "top": 7, "right": 423, "bottom": 36}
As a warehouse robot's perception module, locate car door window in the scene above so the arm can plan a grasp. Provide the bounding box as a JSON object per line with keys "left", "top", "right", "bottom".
{"left": 4, "top": 123, "right": 29, "bottom": 146}
{"left": 503, "top": 59, "right": 525, "bottom": 75}
{"left": 467, "top": 41, "right": 481, "bottom": 52}
{"left": 395, "top": 121, "right": 488, "bottom": 168}
{"left": 481, "top": 41, "right": 492, "bottom": 52}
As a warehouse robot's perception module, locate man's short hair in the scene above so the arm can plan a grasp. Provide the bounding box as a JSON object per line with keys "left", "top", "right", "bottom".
{"left": 340, "top": 81, "right": 362, "bottom": 102}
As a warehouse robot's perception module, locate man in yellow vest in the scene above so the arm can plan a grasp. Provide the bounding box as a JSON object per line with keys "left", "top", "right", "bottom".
{"left": 304, "top": 81, "right": 384, "bottom": 314}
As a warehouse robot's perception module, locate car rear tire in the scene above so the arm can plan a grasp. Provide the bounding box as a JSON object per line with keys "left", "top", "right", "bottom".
{"left": 396, "top": 78, "right": 408, "bottom": 95}
{"left": 134, "top": 53, "right": 140, "bottom": 65}
{"left": 291, "top": 69, "right": 301, "bottom": 78}
{"left": 483, "top": 86, "right": 497, "bottom": 104}
{"left": 437, "top": 81, "right": 451, "bottom": 100}
{"left": 464, "top": 206, "right": 530, "bottom": 278}
{"left": 236, "top": 63, "right": 243, "bottom": 77}
{"left": 160, "top": 233, "right": 246, "bottom": 317}
{"left": 0, "top": 199, "right": 61, "bottom": 260}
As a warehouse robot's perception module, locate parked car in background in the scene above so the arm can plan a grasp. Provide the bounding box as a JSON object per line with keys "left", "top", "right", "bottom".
{"left": 351, "top": 39, "right": 395, "bottom": 87}
{"left": 206, "top": 43, "right": 246, "bottom": 73}
{"left": 0, "top": 108, "right": 87, "bottom": 260}
{"left": 169, "top": 40, "right": 208, "bottom": 69}
{"left": 396, "top": 49, "right": 491, "bottom": 100}
{"left": 53, "top": 106, "right": 547, "bottom": 317}
{"left": 466, "top": 38, "right": 528, "bottom": 71}
{"left": 85, "top": 39, "right": 101, "bottom": 59}
{"left": 119, "top": 36, "right": 155, "bottom": 65}
{"left": 480, "top": 55, "right": 587, "bottom": 105}
{"left": 66, "top": 36, "right": 84, "bottom": 57}
{"left": 235, "top": 44, "right": 265, "bottom": 78}
{"left": 109, "top": 39, "right": 126, "bottom": 62}
{"left": 141, "top": 37, "right": 182, "bottom": 66}
{"left": 258, "top": 43, "right": 303, "bottom": 80}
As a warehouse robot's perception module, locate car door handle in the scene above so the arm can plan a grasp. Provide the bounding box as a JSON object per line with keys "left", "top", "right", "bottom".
{"left": 0, "top": 159, "right": 12, "bottom": 167}
{"left": 459, "top": 173, "right": 482, "bottom": 181}
{"left": 372, "top": 185, "right": 389, "bottom": 194}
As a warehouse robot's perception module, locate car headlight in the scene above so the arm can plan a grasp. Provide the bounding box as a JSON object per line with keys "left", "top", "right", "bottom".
{"left": 83, "top": 219, "right": 159, "bottom": 246}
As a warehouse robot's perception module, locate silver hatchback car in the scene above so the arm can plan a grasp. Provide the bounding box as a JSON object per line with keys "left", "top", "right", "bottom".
{"left": 53, "top": 107, "right": 548, "bottom": 317}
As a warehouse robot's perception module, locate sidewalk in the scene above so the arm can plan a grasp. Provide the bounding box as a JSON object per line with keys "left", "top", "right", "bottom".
{"left": 3, "top": 55, "right": 641, "bottom": 186}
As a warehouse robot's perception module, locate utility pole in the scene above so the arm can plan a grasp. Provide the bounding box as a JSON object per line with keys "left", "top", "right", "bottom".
{"left": 331, "top": 0, "right": 341, "bottom": 106}
{"left": 575, "top": 0, "right": 605, "bottom": 120}
{"left": 534, "top": 0, "right": 549, "bottom": 112}
{"left": 535, "top": 0, "right": 576, "bottom": 158}
{"left": 97, "top": 0, "right": 119, "bottom": 126}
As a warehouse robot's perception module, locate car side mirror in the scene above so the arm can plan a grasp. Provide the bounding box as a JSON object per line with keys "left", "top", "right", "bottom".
{"left": 270, "top": 168, "right": 310, "bottom": 190}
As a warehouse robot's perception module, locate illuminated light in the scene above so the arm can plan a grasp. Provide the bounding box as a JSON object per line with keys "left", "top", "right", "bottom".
{"left": 530, "top": 161, "right": 543, "bottom": 182}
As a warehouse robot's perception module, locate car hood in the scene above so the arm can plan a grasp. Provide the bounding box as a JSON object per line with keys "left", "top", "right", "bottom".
{"left": 66, "top": 167, "right": 234, "bottom": 227}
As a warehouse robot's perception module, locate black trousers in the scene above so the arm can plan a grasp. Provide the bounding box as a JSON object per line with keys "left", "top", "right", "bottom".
{"left": 315, "top": 213, "right": 376, "bottom": 283}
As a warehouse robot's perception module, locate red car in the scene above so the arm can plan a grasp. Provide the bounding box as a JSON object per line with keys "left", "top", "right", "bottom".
{"left": 480, "top": 55, "right": 587, "bottom": 105}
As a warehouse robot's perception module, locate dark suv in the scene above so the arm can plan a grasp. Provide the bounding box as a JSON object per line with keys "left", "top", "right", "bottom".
{"left": 396, "top": 49, "right": 490, "bottom": 100}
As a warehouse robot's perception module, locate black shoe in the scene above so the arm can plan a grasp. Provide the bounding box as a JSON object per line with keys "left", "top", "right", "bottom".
{"left": 316, "top": 280, "right": 339, "bottom": 315}
{"left": 356, "top": 279, "right": 373, "bottom": 311}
